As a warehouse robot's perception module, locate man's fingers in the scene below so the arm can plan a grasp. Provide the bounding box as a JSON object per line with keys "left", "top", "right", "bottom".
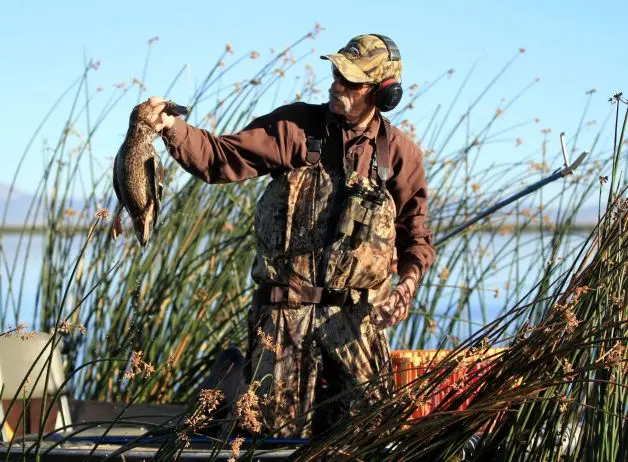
{"left": 372, "top": 313, "right": 391, "bottom": 330}
{"left": 160, "top": 112, "right": 175, "bottom": 129}
{"left": 389, "top": 304, "right": 408, "bottom": 327}
{"left": 371, "top": 312, "right": 384, "bottom": 326}
{"left": 372, "top": 291, "right": 410, "bottom": 330}
{"left": 379, "top": 300, "right": 393, "bottom": 316}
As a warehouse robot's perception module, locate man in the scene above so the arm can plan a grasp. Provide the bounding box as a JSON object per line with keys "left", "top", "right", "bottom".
{"left": 145, "top": 34, "right": 436, "bottom": 438}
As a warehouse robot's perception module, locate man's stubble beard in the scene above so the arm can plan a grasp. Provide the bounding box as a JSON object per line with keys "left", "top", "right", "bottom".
{"left": 329, "top": 90, "right": 352, "bottom": 116}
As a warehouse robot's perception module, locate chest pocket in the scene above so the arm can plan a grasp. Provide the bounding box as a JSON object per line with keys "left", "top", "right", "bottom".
{"left": 323, "top": 174, "right": 396, "bottom": 289}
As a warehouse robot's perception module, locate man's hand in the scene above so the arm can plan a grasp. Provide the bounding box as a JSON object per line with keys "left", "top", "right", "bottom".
{"left": 144, "top": 96, "right": 176, "bottom": 132}
{"left": 371, "top": 276, "right": 417, "bottom": 330}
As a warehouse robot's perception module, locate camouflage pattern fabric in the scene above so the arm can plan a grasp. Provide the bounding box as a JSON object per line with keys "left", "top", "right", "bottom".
{"left": 321, "top": 34, "right": 403, "bottom": 84}
{"left": 323, "top": 172, "right": 397, "bottom": 290}
{"left": 251, "top": 163, "right": 397, "bottom": 299}
{"left": 246, "top": 297, "right": 394, "bottom": 438}
{"left": 247, "top": 108, "right": 398, "bottom": 438}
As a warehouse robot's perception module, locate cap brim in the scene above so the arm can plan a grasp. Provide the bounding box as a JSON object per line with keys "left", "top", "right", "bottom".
{"left": 320, "top": 53, "right": 374, "bottom": 84}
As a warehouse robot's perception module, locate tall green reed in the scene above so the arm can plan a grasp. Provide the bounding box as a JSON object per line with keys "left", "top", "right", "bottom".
{"left": 292, "top": 96, "right": 627, "bottom": 462}
{"left": 0, "top": 28, "right": 615, "bottom": 412}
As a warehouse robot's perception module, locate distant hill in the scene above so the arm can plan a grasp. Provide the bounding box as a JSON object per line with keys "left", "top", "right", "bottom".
{"left": 0, "top": 184, "right": 43, "bottom": 225}
{"left": 0, "top": 183, "right": 87, "bottom": 226}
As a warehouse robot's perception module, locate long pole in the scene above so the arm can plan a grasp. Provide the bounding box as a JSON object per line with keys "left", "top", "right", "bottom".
{"left": 434, "top": 145, "right": 588, "bottom": 247}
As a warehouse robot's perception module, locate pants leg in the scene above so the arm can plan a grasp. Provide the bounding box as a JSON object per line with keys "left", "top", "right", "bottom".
{"left": 246, "top": 303, "right": 320, "bottom": 438}
{"left": 311, "top": 299, "right": 394, "bottom": 436}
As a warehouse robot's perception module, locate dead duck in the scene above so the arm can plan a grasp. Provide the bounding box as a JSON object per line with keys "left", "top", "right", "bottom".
{"left": 111, "top": 100, "right": 188, "bottom": 247}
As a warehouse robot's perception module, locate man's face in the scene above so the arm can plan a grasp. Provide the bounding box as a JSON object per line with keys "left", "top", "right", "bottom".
{"left": 328, "top": 66, "right": 375, "bottom": 119}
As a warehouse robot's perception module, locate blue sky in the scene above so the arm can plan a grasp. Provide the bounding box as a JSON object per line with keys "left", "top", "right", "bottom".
{"left": 2, "top": 0, "right": 626, "bottom": 194}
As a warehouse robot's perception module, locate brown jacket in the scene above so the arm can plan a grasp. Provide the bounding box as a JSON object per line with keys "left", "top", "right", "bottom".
{"left": 162, "top": 102, "right": 436, "bottom": 282}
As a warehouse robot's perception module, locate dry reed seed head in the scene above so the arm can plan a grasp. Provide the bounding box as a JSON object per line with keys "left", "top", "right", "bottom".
{"left": 563, "top": 308, "right": 580, "bottom": 334}
{"left": 235, "top": 388, "right": 262, "bottom": 434}
{"left": 225, "top": 43, "right": 234, "bottom": 54}
{"left": 306, "top": 22, "right": 324, "bottom": 40}
{"left": 249, "top": 51, "right": 260, "bottom": 59}
{"left": 554, "top": 392, "right": 574, "bottom": 413}
{"left": 260, "top": 392, "right": 273, "bottom": 406}
{"left": 257, "top": 327, "right": 282, "bottom": 355}
{"left": 147, "top": 36, "right": 159, "bottom": 45}
{"left": 558, "top": 358, "right": 574, "bottom": 375}
{"left": 199, "top": 388, "right": 225, "bottom": 413}
{"left": 597, "top": 341, "right": 626, "bottom": 370}
{"left": 96, "top": 208, "right": 110, "bottom": 219}
{"left": 5, "top": 322, "right": 36, "bottom": 340}
{"left": 185, "top": 390, "right": 225, "bottom": 432}
{"left": 88, "top": 59, "right": 101, "bottom": 71}
{"left": 8, "top": 322, "right": 26, "bottom": 333}
{"left": 131, "top": 77, "right": 146, "bottom": 90}
{"left": 124, "top": 350, "right": 155, "bottom": 379}
{"left": 529, "top": 161, "right": 550, "bottom": 172}
{"left": 51, "top": 319, "right": 73, "bottom": 334}
{"left": 177, "top": 430, "right": 191, "bottom": 449}
{"left": 610, "top": 295, "right": 625, "bottom": 311}
{"left": 228, "top": 436, "right": 245, "bottom": 461}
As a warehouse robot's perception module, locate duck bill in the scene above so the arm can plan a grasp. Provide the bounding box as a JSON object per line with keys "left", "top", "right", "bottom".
{"left": 165, "top": 102, "right": 189, "bottom": 117}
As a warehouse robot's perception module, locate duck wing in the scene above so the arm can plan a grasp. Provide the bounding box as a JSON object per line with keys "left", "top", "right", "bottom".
{"left": 111, "top": 155, "right": 126, "bottom": 239}
{"left": 112, "top": 157, "right": 124, "bottom": 206}
{"left": 148, "top": 154, "right": 165, "bottom": 223}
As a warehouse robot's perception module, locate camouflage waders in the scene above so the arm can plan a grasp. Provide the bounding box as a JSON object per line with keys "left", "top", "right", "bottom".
{"left": 246, "top": 111, "right": 397, "bottom": 438}
{"left": 247, "top": 296, "right": 393, "bottom": 438}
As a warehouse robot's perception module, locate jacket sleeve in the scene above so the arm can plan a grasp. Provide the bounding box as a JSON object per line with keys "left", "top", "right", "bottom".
{"left": 161, "top": 107, "right": 305, "bottom": 184}
{"left": 388, "top": 136, "right": 437, "bottom": 283}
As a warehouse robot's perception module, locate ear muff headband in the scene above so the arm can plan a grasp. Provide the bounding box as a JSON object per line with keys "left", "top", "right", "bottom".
{"left": 369, "top": 34, "right": 403, "bottom": 111}
{"left": 370, "top": 34, "right": 401, "bottom": 61}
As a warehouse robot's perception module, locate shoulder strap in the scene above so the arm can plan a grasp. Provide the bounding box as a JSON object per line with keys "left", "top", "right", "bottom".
{"left": 306, "top": 136, "right": 322, "bottom": 164}
{"left": 304, "top": 104, "right": 328, "bottom": 164}
{"left": 375, "top": 116, "right": 391, "bottom": 182}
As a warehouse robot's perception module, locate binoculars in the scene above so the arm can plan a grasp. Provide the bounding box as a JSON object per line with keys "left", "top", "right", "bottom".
{"left": 336, "top": 183, "right": 387, "bottom": 248}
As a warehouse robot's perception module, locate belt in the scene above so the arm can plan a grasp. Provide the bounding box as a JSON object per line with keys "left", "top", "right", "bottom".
{"left": 256, "top": 285, "right": 357, "bottom": 306}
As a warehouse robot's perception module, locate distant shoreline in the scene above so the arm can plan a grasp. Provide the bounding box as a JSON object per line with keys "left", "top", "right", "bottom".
{"left": 0, "top": 224, "right": 598, "bottom": 235}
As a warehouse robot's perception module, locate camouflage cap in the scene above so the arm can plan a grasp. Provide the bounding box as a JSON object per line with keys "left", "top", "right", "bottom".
{"left": 321, "top": 34, "right": 403, "bottom": 85}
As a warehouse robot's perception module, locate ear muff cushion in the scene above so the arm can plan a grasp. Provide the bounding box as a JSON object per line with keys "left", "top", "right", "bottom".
{"left": 375, "top": 79, "right": 403, "bottom": 112}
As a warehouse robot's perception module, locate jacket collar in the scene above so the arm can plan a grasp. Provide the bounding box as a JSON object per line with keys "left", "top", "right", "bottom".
{"left": 324, "top": 105, "right": 381, "bottom": 140}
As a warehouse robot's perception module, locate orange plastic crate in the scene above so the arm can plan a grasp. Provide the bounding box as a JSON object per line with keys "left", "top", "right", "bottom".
{"left": 391, "top": 349, "right": 506, "bottom": 418}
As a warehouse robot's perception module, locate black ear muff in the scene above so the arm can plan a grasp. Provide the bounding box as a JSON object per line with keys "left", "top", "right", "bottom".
{"left": 374, "top": 78, "right": 403, "bottom": 112}
{"left": 370, "top": 34, "right": 403, "bottom": 112}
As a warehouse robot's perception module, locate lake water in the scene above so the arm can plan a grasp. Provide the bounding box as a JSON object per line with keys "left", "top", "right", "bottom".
{"left": 1, "top": 230, "right": 590, "bottom": 340}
